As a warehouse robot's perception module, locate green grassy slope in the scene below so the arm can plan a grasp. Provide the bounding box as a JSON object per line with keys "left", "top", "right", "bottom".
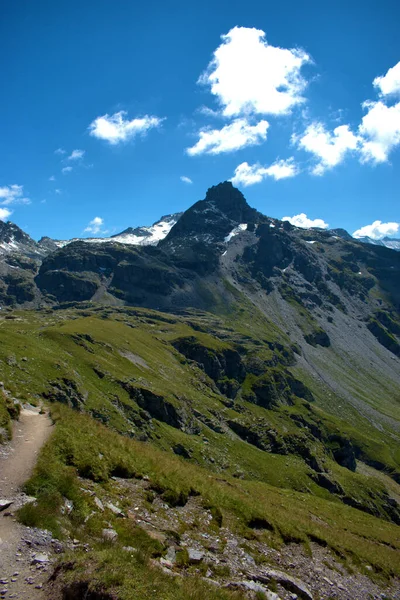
{"left": 0, "top": 304, "right": 399, "bottom": 597}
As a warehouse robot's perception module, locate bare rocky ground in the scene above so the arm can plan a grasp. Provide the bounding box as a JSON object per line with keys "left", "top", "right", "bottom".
{"left": 1, "top": 410, "right": 399, "bottom": 600}
{"left": 63, "top": 475, "right": 400, "bottom": 600}
{"left": 0, "top": 407, "right": 54, "bottom": 600}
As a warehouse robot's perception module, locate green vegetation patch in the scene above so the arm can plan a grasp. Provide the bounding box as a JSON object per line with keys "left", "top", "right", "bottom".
{"left": 20, "top": 404, "right": 400, "bottom": 585}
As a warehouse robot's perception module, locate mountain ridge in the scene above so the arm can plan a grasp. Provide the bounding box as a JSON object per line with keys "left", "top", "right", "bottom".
{"left": 1, "top": 185, "right": 398, "bottom": 256}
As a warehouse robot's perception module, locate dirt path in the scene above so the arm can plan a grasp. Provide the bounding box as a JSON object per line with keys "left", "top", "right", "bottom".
{"left": 0, "top": 407, "right": 53, "bottom": 599}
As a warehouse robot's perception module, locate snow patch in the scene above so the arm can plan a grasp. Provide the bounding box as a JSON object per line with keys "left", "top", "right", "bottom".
{"left": 52, "top": 215, "right": 179, "bottom": 249}
{"left": 224, "top": 224, "right": 247, "bottom": 243}
{"left": 0, "top": 237, "right": 21, "bottom": 254}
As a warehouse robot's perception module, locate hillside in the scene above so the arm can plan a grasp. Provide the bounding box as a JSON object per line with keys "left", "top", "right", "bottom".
{"left": 0, "top": 182, "right": 399, "bottom": 599}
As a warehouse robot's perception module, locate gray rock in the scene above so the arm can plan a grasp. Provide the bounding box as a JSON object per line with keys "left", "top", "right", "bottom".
{"left": 254, "top": 569, "right": 313, "bottom": 600}
{"left": 160, "top": 558, "right": 174, "bottom": 568}
{"left": 238, "top": 581, "right": 266, "bottom": 593}
{"left": 225, "top": 580, "right": 281, "bottom": 598}
{"left": 0, "top": 499, "right": 13, "bottom": 511}
{"left": 19, "top": 495, "right": 37, "bottom": 507}
{"left": 188, "top": 548, "right": 204, "bottom": 564}
{"left": 266, "top": 593, "right": 281, "bottom": 600}
{"left": 165, "top": 546, "right": 177, "bottom": 564}
{"left": 62, "top": 498, "right": 73, "bottom": 514}
{"left": 94, "top": 496, "right": 104, "bottom": 511}
{"left": 102, "top": 528, "right": 118, "bottom": 542}
{"left": 31, "top": 553, "right": 49, "bottom": 564}
{"left": 106, "top": 502, "right": 125, "bottom": 517}
{"left": 122, "top": 546, "right": 137, "bottom": 553}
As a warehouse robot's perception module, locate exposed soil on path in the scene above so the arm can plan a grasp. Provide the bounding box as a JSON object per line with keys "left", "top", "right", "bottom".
{"left": 0, "top": 408, "right": 53, "bottom": 600}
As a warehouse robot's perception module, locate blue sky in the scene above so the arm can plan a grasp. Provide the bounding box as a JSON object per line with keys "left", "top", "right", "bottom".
{"left": 1, "top": 0, "right": 399, "bottom": 241}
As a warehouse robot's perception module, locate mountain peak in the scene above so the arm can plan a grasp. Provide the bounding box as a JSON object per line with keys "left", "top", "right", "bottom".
{"left": 162, "top": 182, "right": 260, "bottom": 249}
{"left": 0, "top": 220, "right": 42, "bottom": 256}
{"left": 329, "top": 228, "right": 353, "bottom": 241}
{"left": 204, "top": 181, "right": 250, "bottom": 220}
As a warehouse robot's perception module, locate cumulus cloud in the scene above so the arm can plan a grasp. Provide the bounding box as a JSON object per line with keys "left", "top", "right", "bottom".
{"left": 0, "top": 184, "right": 31, "bottom": 206}
{"left": 282, "top": 213, "right": 329, "bottom": 229}
{"left": 0, "top": 207, "right": 12, "bottom": 221}
{"left": 353, "top": 220, "right": 399, "bottom": 240}
{"left": 54, "top": 148, "right": 66, "bottom": 155}
{"left": 231, "top": 158, "right": 299, "bottom": 186}
{"left": 62, "top": 166, "right": 73, "bottom": 174}
{"left": 291, "top": 60, "right": 400, "bottom": 173}
{"left": 180, "top": 176, "right": 193, "bottom": 184}
{"left": 295, "top": 122, "right": 359, "bottom": 174}
{"left": 89, "top": 111, "right": 164, "bottom": 145}
{"left": 84, "top": 216, "right": 105, "bottom": 235}
{"left": 67, "top": 149, "right": 85, "bottom": 161}
{"left": 373, "top": 61, "right": 400, "bottom": 97}
{"left": 199, "top": 26, "right": 311, "bottom": 117}
{"left": 358, "top": 100, "right": 400, "bottom": 163}
{"left": 55, "top": 189, "right": 62, "bottom": 195}
{"left": 187, "top": 118, "right": 269, "bottom": 155}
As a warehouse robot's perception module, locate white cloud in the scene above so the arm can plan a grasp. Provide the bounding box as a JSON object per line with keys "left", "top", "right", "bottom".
{"left": 67, "top": 149, "right": 85, "bottom": 161}
{"left": 358, "top": 100, "right": 400, "bottom": 163}
{"left": 89, "top": 111, "right": 164, "bottom": 145}
{"left": 54, "top": 148, "right": 66, "bottom": 155}
{"left": 55, "top": 189, "right": 62, "bottom": 195}
{"left": 62, "top": 166, "right": 73, "bottom": 174}
{"left": 0, "top": 207, "right": 12, "bottom": 221}
{"left": 187, "top": 118, "right": 269, "bottom": 155}
{"left": 49, "top": 175, "right": 56, "bottom": 181}
{"left": 231, "top": 158, "right": 299, "bottom": 186}
{"left": 373, "top": 61, "right": 400, "bottom": 97}
{"left": 295, "top": 122, "right": 359, "bottom": 174}
{"left": 263, "top": 158, "right": 299, "bottom": 180}
{"left": 282, "top": 213, "right": 329, "bottom": 229}
{"left": 197, "top": 106, "right": 222, "bottom": 118}
{"left": 180, "top": 176, "right": 193, "bottom": 184}
{"left": 199, "top": 26, "right": 311, "bottom": 117}
{"left": 84, "top": 216, "right": 105, "bottom": 235}
{"left": 0, "top": 184, "right": 31, "bottom": 206}
{"left": 353, "top": 220, "right": 399, "bottom": 240}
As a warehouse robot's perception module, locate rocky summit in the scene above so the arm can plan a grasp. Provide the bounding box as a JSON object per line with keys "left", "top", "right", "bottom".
{"left": 1, "top": 182, "right": 400, "bottom": 600}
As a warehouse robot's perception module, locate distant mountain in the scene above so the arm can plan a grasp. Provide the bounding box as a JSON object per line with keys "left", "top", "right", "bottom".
{"left": 0, "top": 220, "right": 46, "bottom": 258}
{"left": 351, "top": 235, "right": 400, "bottom": 251}
{"left": 382, "top": 237, "right": 400, "bottom": 251}
{"left": 330, "top": 228, "right": 400, "bottom": 251}
{"left": 37, "top": 213, "right": 183, "bottom": 250}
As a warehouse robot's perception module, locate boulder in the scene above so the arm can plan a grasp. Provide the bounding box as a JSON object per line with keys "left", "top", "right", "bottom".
{"left": 102, "top": 528, "right": 118, "bottom": 543}
{"left": 93, "top": 496, "right": 104, "bottom": 511}
{"left": 106, "top": 502, "right": 125, "bottom": 517}
{"left": 31, "top": 553, "right": 50, "bottom": 565}
{"left": 253, "top": 569, "right": 313, "bottom": 600}
{"left": 188, "top": 548, "right": 204, "bottom": 564}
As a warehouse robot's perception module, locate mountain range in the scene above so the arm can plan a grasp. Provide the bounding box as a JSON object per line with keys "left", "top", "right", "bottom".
{"left": 0, "top": 182, "right": 399, "bottom": 599}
